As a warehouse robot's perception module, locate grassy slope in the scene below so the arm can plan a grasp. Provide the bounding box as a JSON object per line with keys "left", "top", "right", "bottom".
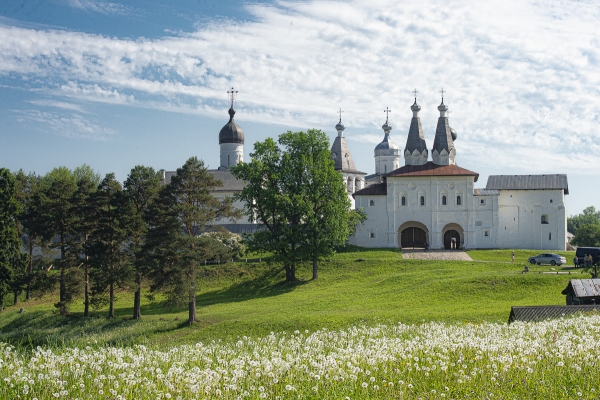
{"left": 0, "top": 248, "right": 584, "bottom": 349}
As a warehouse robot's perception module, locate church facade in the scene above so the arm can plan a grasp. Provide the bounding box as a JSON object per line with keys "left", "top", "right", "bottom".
{"left": 349, "top": 97, "right": 568, "bottom": 250}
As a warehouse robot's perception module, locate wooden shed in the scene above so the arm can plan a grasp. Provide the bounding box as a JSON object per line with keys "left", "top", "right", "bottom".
{"left": 561, "top": 279, "right": 600, "bottom": 305}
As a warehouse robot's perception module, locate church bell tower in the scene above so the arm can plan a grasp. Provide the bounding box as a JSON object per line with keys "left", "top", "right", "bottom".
{"left": 218, "top": 87, "right": 244, "bottom": 170}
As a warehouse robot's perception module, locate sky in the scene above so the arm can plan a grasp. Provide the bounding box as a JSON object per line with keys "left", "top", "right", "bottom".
{"left": 0, "top": 0, "right": 599, "bottom": 216}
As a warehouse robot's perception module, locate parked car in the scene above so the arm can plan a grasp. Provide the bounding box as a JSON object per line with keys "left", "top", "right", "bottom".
{"left": 528, "top": 253, "right": 567, "bottom": 266}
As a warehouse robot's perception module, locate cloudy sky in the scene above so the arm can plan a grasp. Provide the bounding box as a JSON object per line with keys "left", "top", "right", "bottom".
{"left": 1, "top": 0, "right": 599, "bottom": 215}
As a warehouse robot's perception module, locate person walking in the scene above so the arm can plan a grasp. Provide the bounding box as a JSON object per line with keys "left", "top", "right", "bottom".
{"left": 511, "top": 251, "right": 515, "bottom": 263}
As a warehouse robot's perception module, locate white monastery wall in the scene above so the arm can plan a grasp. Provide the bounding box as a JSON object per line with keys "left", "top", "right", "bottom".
{"left": 496, "top": 189, "right": 566, "bottom": 250}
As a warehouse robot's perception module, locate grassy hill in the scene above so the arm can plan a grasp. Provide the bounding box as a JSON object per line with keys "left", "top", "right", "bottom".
{"left": 0, "top": 248, "right": 580, "bottom": 349}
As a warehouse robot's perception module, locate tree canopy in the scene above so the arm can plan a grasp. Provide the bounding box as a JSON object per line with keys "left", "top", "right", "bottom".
{"left": 231, "top": 129, "right": 365, "bottom": 282}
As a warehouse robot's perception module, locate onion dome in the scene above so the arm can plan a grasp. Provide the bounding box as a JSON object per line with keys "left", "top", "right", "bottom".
{"left": 218, "top": 107, "right": 244, "bottom": 144}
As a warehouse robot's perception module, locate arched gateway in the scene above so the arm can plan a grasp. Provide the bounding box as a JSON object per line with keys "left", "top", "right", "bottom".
{"left": 398, "top": 221, "right": 429, "bottom": 249}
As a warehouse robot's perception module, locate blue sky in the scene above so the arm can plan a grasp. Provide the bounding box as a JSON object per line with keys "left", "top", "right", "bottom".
{"left": 1, "top": 0, "right": 599, "bottom": 216}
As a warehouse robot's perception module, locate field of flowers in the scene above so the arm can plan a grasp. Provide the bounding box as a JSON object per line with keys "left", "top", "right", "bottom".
{"left": 2, "top": 314, "right": 600, "bottom": 399}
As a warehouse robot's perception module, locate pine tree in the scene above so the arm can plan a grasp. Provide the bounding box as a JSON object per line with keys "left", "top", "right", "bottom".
{"left": 0, "top": 169, "right": 24, "bottom": 310}
{"left": 87, "top": 173, "right": 130, "bottom": 319}
{"left": 123, "top": 166, "right": 161, "bottom": 320}
{"left": 145, "top": 157, "right": 241, "bottom": 324}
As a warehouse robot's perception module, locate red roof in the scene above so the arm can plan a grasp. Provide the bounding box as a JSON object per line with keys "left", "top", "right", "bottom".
{"left": 386, "top": 162, "right": 479, "bottom": 182}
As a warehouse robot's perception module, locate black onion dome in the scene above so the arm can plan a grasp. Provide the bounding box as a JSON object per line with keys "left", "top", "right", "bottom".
{"left": 218, "top": 107, "right": 244, "bottom": 144}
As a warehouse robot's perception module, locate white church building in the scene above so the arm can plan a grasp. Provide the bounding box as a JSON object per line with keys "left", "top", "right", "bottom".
{"left": 349, "top": 96, "right": 569, "bottom": 250}
{"left": 163, "top": 89, "right": 568, "bottom": 250}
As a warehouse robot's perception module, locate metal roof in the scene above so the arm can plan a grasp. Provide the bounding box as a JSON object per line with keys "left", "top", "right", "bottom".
{"left": 486, "top": 174, "right": 569, "bottom": 194}
{"left": 473, "top": 189, "right": 499, "bottom": 196}
{"left": 509, "top": 305, "right": 600, "bottom": 323}
{"left": 562, "top": 279, "right": 600, "bottom": 298}
{"left": 353, "top": 183, "right": 387, "bottom": 197}
{"left": 162, "top": 169, "right": 245, "bottom": 192}
{"left": 330, "top": 136, "right": 366, "bottom": 174}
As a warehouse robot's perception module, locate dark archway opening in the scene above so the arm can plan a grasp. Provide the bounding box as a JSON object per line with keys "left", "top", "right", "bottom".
{"left": 444, "top": 230, "right": 460, "bottom": 250}
{"left": 401, "top": 227, "right": 427, "bottom": 249}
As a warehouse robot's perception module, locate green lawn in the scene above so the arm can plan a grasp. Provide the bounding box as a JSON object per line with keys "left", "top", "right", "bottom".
{"left": 0, "top": 248, "right": 584, "bottom": 349}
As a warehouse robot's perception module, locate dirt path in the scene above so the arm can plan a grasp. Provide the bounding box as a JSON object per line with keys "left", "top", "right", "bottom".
{"left": 402, "top": 250, "right": 473, "bottom": 261}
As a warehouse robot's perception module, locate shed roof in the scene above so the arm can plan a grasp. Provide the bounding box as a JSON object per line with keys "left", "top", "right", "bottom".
{"left": 509, "top": 305, "right": 600, "bottom": 323}
{"left": 385, "top": 161, "right": 479, "bottom": 181}
{"left": 561, "top": 279, "right": 600, "bottom": 298}
{"left": 353, "top": 183, "right": 387, "bottom": 197}
{"left": 486, "top": 174, "right": 569, "bottom": 194}
{"left": 162, "top": 169, "right": 245, "bottom": 192}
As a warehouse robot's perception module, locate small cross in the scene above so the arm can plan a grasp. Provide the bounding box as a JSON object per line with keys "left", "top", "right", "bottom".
{"left": 227, "top": 87, "right": 238, "bottom": 105}
{"left": 384, "top": 107, "right": 391, "bottom": 121}
{"left": 338, "top": 107, "right": 344, "bottom": 122}
{"left": 439, "top": 88, "right": 446, "bottom": 100}
{"left": 412, "top": 88, "right": 418, "bottom": 100}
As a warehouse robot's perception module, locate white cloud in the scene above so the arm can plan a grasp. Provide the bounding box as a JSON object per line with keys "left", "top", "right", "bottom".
{"left": 13, "top": 109, "right": 115, "bottom": 141}
{"left": 64, "top": 0, "right": 129, "bottom": 15}
{"left": 0, "top": 0, "right": 600, "bottom": 173}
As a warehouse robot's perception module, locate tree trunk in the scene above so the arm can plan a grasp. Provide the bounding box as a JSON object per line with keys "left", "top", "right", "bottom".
{"left": 312, "top": 256, "right": 318, "bottom": 280}
{"left": 133, "top": 271, "right": 141, "bottom": 319}
{"left": 285, "top": 264, "right": 296, "bottom": 282}
{"left": 188, "top": 264, "right": 197, "bottom": 324}
{"left": 84, "top": 234, "right": 89, "bottom": 317}
{"left": 26, "top": 240, "right": 33, "bottom": 300}
{"left": 108, "top": 281, "right": 114, "bottom": 319}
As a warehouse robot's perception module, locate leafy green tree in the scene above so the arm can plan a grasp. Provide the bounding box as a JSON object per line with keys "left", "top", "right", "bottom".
{"left": 33, "top": 167, "right": 80, "bottom": 314}
{"left": 71, "top": 164, "right": 101, "bottom": 317}
{"left": 231, "top": 130, "right": 365, "bottom": 281}
{"left": 568, "top": 206, "right": 600, "bottom": 236}
{"left": 145, "top": 157, "right": 241, "bottom": 324}
{"left": 571, "top": 223, "right": 600, "bottom": 247}
{"left": 87, "top": 173, "right": 130, "bottom": 319}
{"left": 123, "top": 166, "right": 161, "bottom": 319}
{"left": 0, "top": 169, "right": 25, "bottom": 310}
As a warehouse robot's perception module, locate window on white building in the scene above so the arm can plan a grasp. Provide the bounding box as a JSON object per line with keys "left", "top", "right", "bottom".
{"left": 541, "top": 215, "right": 549, "bottom": 224}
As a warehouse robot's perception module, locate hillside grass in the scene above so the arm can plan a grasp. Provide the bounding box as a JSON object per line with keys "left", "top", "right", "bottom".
{"left": 0, "top": 248, "right": 583, "bottom": 350}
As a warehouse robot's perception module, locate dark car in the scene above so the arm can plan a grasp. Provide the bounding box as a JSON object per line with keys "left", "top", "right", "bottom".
{"left": 528, "top": 253, "right": 567, "bottom": 266}
{"left": 575, "top": 247, "right": 600, "bottom": 265}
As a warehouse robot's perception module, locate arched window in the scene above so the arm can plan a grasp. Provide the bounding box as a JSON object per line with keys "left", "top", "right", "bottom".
{"left": 442, "top": 195, "right": 447, "bottom": 205}
{"left": 369, "top": 200, "right": 375, "bottom": 207}
{"left": 420, "top": 196, "right": 425, "bottom": 206}
{"left": 541, "top": 215, "right": 549, "bottom": 224}
{"left": 401, "top": 196, "right": 406, "bottom": 206}
{"left": 457, "top": 195, "right": 462, "bottom": 205}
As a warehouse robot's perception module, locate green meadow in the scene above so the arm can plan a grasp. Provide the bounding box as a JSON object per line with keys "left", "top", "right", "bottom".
{"left": 0, "top": 248, "right": 583, "bottom": 349}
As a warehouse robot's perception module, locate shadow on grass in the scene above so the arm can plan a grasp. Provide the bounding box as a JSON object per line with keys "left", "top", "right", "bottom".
{"left": 195, "top": 265, "right": 309, "bottom": 307}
